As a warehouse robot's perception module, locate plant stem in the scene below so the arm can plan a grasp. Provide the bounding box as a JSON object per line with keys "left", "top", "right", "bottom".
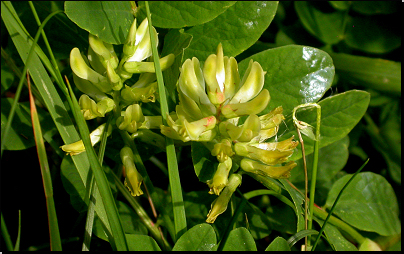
{"left": 111, "top": 172, "right": 172, "bottom": 251}
{"left": 145, "top": 1, "right": 187, "bottom": 241}
{"left": 296, "top": 128, "right": 309, "bottom": 249}
{"left": 308, "top": 105, "right": 321, "bottom": 246}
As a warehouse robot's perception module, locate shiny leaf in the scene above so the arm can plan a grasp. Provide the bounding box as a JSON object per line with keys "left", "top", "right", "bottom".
{"left": 183, "top": 1, "right": 278, "bottom": 61}
{"left": 239, "top": 45, "right": 335, "bottom": 115}
{"left": 172, "top": 223, "right": 217, "bottom": 251}
{"left": 222, "top": 227, "right": 257, "bottom": 251}
{"left": 326, "top": 172, "right": 401, "bottom": 236}
{"left": 65, "top": 1, "right": 134, "bottom": 44}
{"left": 265, "top": 236, "right": 291, "bottom": 251}
{"left": 136, "top": 1, "right": 236, "bottom": 28}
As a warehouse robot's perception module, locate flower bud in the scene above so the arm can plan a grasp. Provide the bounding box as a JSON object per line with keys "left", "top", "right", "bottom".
{"left": 60, "top": 123, "right": 112, "bottom": 155}
{"left": 207, "top": 157, "right": 232, "bottom": 195}
{"left": 259, "top": 106, "right": 284, "bottom": 129}
{"left": 178, "top": 58, "right": 216, "bottom": 115}
{"left": 73, "top": 73, "right": 106, "bottom": 102}
{"left": 219, "top": 114, "right": 260, "bottom": 142}
{"left": 133, "top": 73, "right": 157, "bottom": 88}
{"left": 183, "top": 116, "right": 216, "bottom": 140}
{"left": 206, "top": 173, "right": 242, "bottom": 223}
{"left": 240, "top": 158, "right": 297, "bottom": 179}
{"left": 121, "top": 82, "right": 157, "bottom": 104}
{"left": 125, "top": 18, "right": 158, "bottom": 63}
{"left": 177, "top": 89, "right": 204, "bottom": 121}
{"left": 116, "top": 104, "right": 145, "bottom": 133}
{"left": 358, "top": 238, "right": 382, "bottom": 251}
{"left": 204, "top": 43, "right": 226, "bottom": 105}
{"left": 107, "top": 61, "right": 123, "bottom": 91}
{"left": 88, "top": 34, "right": 119, "bottom": 70}
{"left": 221, "top": 89, "right": 270, "bottom": 118}
{"left": 229, "top": 59, "right": 265, "bottom": 104}
{"left": 123, "top": 54, "right": 175, "bottom": 73}
{"left": 70, "top": 48, "right": 112, "bottom": 93}
{"left": 79, "top": 94, "right": 103, "bottom": 120}
{"left": 120, "top": 146, "right": 143, "bottom": 196}
{"left": 204, "top": 44, "right": 241, "bottom": 105}
{"left": 211, "top": 139, "right": 234, "bottom": 163}
{"left": 234, "top": 141, "right": 295, "bottom": 165}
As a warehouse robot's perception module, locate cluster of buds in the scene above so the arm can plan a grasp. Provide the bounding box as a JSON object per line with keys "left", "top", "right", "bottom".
{"left": 62, "top": 17, "right": 175, "bottom": 197}
{"left": 158, "top": 43, "right": 299, "bottom": 223}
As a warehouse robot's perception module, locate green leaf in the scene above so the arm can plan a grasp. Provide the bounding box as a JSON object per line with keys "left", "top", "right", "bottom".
{"left": 60, "top": 155, "right": 87, "bottom": 212}
{"left": 344, "top": 14, "right": 401, "bottom": 54}
{"left": 289, "top": 136, "right": 349, "bottom": 204}
{"left": 183, "top": 1, "right": 278, "bottom": 61}
{"left": 265, "top": 236, "right": 291, "bottom": 251}
{"left": 286, "top": 90, "right": 370, "bottom": 161}
{"left": 314, "top": 218, "right": 358, "bottom": 251}
{"left": 191, "top": 141, "right": 218, "bottom": 183}
{"left": 126, "top": 234, "right": 161, "bottom": 251}
{"left": 222, "top": 227, "right": 257, "bottom": 251}
{"left": 279, "top": 179, "right": 305, "bottom": 232}
{"left": 1, "top": 64, "right": 14, "bottom": 95}
{"left": 117, "top": 201, "right": 148, "bottom": 235}
{"left": 64, "top": 1, "right": 134, "bottom": 44}
{"left": 326, "top": 172, "right": 401, "bottom": 236}
{"left": 329, "top": 52, "right": 401, "bottom": 95}
{"left": 1, "top": 98, "right": 35, "bottom": 150}
{"left": 239, "top": 45, "right": 335, "bottom": 116}
{"left": 295, "top": 2, "right": 346, "bottom": 45}
{"left": 61, "top": 155, "right": 117, "bottom": 212}
{"left": 161, "top": 29, "right": 193, "bottom": 106}
{"left": 172, "top": 223, "right": 217, "bottom": 251}
{"left": 136, "top": 1, "right": 236, "bottom": 28}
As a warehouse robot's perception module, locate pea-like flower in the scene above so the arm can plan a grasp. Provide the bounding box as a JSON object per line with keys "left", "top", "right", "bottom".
{"left": 116, "top": 104, "right": 145, "bottom": 133}
{"left": 120, "top": 146, "right": 143, "bottom": 196}
{"left": 60, "top": 123, "right": 112, "bottom": 155}
{"left": 206, "top": 173, "right": 242, "bottom": 223}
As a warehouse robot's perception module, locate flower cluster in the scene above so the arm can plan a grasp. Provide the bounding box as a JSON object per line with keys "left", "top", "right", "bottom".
{"left": 62, "top": 18, "right": 174, "bottom": 196}
{"left": 158, "top": 43, "right": 298, "bottom": 223}
{"left": 63, "top": 16, "right": 298, "bottom": 221}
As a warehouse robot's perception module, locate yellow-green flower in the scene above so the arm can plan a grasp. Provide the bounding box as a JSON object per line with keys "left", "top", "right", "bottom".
{"left": 120, "top": 146, "right": 143, "bottom": 196}
{"left": 60, "top": 123, "right": 112, "bottom": 155}
{"left": 207, "top": 157, "right": 232, "bottom": 195}
{"left": 206, "top": 173, "right": 242, "bottom": 223}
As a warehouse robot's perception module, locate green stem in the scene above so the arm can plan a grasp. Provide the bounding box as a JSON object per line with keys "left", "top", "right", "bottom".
{"left": 28, "top": 1, "right": 69, "bottom": 96}
{"left": 145, "top": 1, "right": 186, "bottom": 241}
{"left": 308, "top": 105, "right": 321, "bottom": 246}
{"left": 111, "top": 172, "right": 172, "bottom": 251}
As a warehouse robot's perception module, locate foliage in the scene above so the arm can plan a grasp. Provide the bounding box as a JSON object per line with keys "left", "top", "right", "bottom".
{"left": 1, "top": 1, "right": 400, "bottom": 251}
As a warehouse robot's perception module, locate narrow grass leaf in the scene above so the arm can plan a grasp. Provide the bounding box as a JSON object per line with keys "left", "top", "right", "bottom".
{"left": 65, "top": 77, "right": 128, "bottom": 251}
{"left": 28, "top": 73, "right": 62, "bottom": 250}
{"left": 145, "top": 1, "right": 186, "bottom": 241}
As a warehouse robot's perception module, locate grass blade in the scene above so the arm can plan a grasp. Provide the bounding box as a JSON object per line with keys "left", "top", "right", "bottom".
{"left": 1, "top": 212, "right": 14, "bottom": 251}
{"left": 145, "top": 1, "right": 187, "bottom": 241}
{"left": 13, "top": 210, "right": 22, "bottom": 251}
{"left": 28, "top": 73, "right": 62, "bottom": 250}
{"left": 65, "top": 77, "right": 128, "bottom": 251}
{"left": 1, "top": 0, "right": 114, "bottom": 241}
